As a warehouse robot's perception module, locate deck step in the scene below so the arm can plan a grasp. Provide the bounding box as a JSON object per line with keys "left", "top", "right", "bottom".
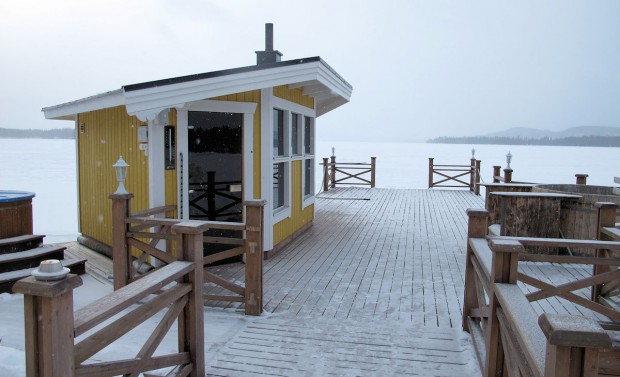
{"left": 0, "top": 234, "right": 45, "bottom": 254}
{"left": 0, "top": 245, "right": 66, "bottom": 273}
{"left": 0, "top": 258, "right": 87, "bottom": 293}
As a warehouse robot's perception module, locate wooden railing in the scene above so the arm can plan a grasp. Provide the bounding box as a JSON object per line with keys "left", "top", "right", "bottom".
{"left": 428, "top": 157, "right": 481, "bottom": 195}
{"left": 13, "top": 220, "right": 206, "bottom": 377}
{"left": 110, "top": 193, "right": 266, "bottom": 316}
{"left": 492, "top": 165, "right": 513, "bottom": 183}
{"left": 321, "top": 155, "right": 376, "bottom": 192}
{"left": 189, "top": 171, "right": 242, "bottom": 221}
{"left": 462, "top": 204, "right": 620, "bottom": 377}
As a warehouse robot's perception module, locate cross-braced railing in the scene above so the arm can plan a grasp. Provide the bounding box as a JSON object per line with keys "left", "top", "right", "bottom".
{"left": 110, "top": 193, "right": 266, "bottom": 316}
{"left": 462, "top": 203, "right": 620, "bottom": 377}
{"left": 14, "top": 220, "right": 207, "bottom": 377}
{"left": 428, "top": 157, "right": 481, "bottom": 195}
{"left": 321, "top": 155, "right": 376, "bottom": 192}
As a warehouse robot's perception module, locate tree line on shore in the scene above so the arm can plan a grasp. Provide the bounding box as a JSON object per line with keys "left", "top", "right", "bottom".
{"left": 0, "top": 127, "right": 74, "bottom": 139}
{"left": 427, "top": 135, "right": 620, "bottom": 147}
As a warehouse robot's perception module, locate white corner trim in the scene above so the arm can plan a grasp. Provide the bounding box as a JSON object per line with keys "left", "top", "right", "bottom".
{"left": 261, "top": 89, "right": 274, "bottom": 252}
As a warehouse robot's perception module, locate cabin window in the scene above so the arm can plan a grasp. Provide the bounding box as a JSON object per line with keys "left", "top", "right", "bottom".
{"left": 304, "top": 158, "right": 313, "bottom": 198}
{"left": 291, "top": 113, "right": 302, "bottom": 156}
{"left": 273, "top": 109, "right": 287, "bottom": 157}
{"left": 273, "top": 162, "right": 287, "bottom": 210}
{"left": 271, "top": 98, "right": 316, "bottom": 218}
{"left": 304, "top": 116, "right": 314, "bottom": 155}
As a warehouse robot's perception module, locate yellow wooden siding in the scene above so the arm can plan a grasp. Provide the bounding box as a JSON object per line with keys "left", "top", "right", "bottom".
{"left": 273, "top": 85, "right": 314, "bottom": 109}
{"left": 209, "top": 90, "right": 262, "bottom": 199}
{"left": 77, "top": 106, "right": 149, "bottom": 247}
{"left": 273, "top": 160, "right": 314, "bottom": 245}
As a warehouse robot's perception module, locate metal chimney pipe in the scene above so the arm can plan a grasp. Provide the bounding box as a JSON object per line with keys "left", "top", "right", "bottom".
{"left": 265, "top": 23, "right": 274, "bottom": 51}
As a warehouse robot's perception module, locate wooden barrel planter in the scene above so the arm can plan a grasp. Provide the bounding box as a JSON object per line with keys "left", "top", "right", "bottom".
{"left": 0, "top": 191, "right": 35, "bottom": 240}
{"left": 532, "top": 184, "right": 620, "bottom": 256}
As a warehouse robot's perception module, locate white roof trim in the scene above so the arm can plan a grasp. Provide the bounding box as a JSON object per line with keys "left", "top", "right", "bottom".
{"left": 42, "top": 59, "right": 352, "bottom": 120}
{"left": 42, "top": 89, "right": 124, "bottom": 120}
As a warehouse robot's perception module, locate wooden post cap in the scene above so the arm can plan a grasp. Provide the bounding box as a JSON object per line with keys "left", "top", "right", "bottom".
{"left": 466, "top": 208, "right": 488, "bottom": 217}
{"left": 595, "top": 202, "right": 618, "bottom": 209}
{"left": 244, "top": 200, "right": 267, "bottom": 207}
{"left": 13, "top": 274, "right": 83, "bottom": 298}
{"left": 108, "top": 193, "right": 134, "bottom": 200}
{"left": 539, "top": 313, "right": 612, "bottom": 348}
{"left": 172, "top": 220, "right": 210, "bottom": 234}
{"left": 489, "top": 239, "right": 524, "bottom": 253}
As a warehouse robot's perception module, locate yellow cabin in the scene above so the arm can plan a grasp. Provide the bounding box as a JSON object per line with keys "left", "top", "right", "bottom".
{"left": 42, "top": 24, "right": 352, "bottom": 256}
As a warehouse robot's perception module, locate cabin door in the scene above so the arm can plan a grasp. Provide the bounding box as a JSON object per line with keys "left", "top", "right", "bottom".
{"left": 187, "top": 111, "right": 243, "bottom": 223}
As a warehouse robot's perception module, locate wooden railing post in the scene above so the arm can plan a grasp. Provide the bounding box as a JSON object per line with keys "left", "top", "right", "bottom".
{"left": 207, "top": 171, "right": 216, "bottom": 220}
{"left": 110, "top": 193, "right": 133, "bottom": 290}
{"left": 492, "top": 166, "right": 501, "bottom": 183}
{"left": 322, "top": 157, "right": 329, "bottom": 192}
{"left": 503, "top": 168, "right": 513, "bottom": 183}
{"left": 475, "top": 160, "right": 481, "bottom": 195}
{"left": 330, "top": 155, "right": 336, "bottom": 188}
{"left": 592, "top": 202, "right": 618, "bottom": 300}
{"left": 172, "top": 220, "right": 208, "bottom": 377}
{"left": 244, "top": 200, "right": 266, "bottom": 316}
{"left": 539, "top": 313, "right": 611, "bottom": 377}
{"left": 575, "top": 174, "right": 589, "bottom": 185}
{"left": 470, "top": 158, "right": 476, "bottom": 192}
{"left": 463, "top": 209, "right": 488, "bottom": 332}
{"left": 370, "top": 157, "right": 376, "bottom": 188}
{"left": 485, "top": 239, "right": 523, "bottom": 377}
{"left": 14, "top": 274, "right": 83, "bottom": 377}
{"left": 428, "top": 158, "right": 434, "bottom": 188}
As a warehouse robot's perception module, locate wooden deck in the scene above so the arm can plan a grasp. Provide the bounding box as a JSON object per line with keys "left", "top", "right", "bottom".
{"left": 55, "top": 187, "right": 611, "bottom": 376}
{"left": 202, "top": 188, "right": 484, "bottom": 376}
{"left": 207, "top": 187, "right": 484, "bottom": 326}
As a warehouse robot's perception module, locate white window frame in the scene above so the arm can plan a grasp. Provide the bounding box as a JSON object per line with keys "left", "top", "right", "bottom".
{"left": 291, "top": 112, "right": 302, "bottom": 157}
{"left": 262, "top": 92, "right": 317, "bottom": 249}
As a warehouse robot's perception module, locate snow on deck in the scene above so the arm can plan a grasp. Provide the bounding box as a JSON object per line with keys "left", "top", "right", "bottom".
{"left": 203, "top": 187, "right": 484, "bottom": 376}
{"left": 208, "top": 187, "right": 484, "bottom": 325}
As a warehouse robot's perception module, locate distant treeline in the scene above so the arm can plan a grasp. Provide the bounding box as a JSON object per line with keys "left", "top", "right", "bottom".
{"left": 427, "top": 136, "right": 620, "bottom": 147}
{"left": 0, "top": 127, "right": 75, "bottom": 139}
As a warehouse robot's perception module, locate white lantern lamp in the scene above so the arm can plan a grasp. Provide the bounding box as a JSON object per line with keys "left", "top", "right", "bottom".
{"left": 113, "top": 156, "right": 129, "bottom": 195}
{"left": 506, "top": 151, "right": 512, "bottom": 169}
{"left": 471, "top": 148, "right": 476, "bottom": 159}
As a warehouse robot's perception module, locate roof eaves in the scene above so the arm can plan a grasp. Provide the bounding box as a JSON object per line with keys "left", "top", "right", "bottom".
{"left": 42, "top": 89, "right": 125, "bottom": 120}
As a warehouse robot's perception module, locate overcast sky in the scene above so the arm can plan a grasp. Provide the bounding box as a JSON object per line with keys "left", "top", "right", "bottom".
{"left": 1, "top": 0, "right": 619, "bottom": 142}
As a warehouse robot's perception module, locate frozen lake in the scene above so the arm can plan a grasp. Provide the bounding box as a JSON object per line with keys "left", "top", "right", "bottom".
{"left": 1, "top": 138, "right": 618, "bottom": 241}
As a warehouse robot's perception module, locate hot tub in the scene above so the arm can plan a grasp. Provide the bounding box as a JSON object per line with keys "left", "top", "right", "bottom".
{"left": 532, "top": 184, "right": 620, "bottom": 255}
{"left": 0, "top": 191, "right": 35, "bottom": 239}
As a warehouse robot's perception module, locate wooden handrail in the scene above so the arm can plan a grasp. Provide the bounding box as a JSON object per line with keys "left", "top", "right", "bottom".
{"left": 463, "top": 204, "right": 620, "bottom": 377}
{"left": 321, "top": 155, "right": 376, "bottom": 192}
{"left": 428, "top": 157, "right": 480, "bottom": 194}
{"left": 13, "top": 220, "right": 207, "bottom": 377}
{"left": 111, "top": 193, "right": 266, "bottom": 316}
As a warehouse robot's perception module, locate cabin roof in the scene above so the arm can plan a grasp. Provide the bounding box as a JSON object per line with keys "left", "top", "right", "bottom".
{"left": 42, "top": 57, "right": 352, "bottom": 121}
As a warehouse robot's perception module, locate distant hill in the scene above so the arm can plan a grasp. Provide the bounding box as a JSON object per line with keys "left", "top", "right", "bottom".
{"left": 0, "top": 127, "right": 74, "bottom": 139}
{"left": 428, "top": 126, "right": 620, "bottom": 147}
{"left": 483, "top": 126, "right": 620, "bottom": 139}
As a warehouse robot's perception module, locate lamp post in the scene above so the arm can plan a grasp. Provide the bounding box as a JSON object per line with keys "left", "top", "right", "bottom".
{"left": 113, "top": 156, "right": 129, "bottom": 195}
{"left": 504, "top": 151, "right": 513, "bottom": 183}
